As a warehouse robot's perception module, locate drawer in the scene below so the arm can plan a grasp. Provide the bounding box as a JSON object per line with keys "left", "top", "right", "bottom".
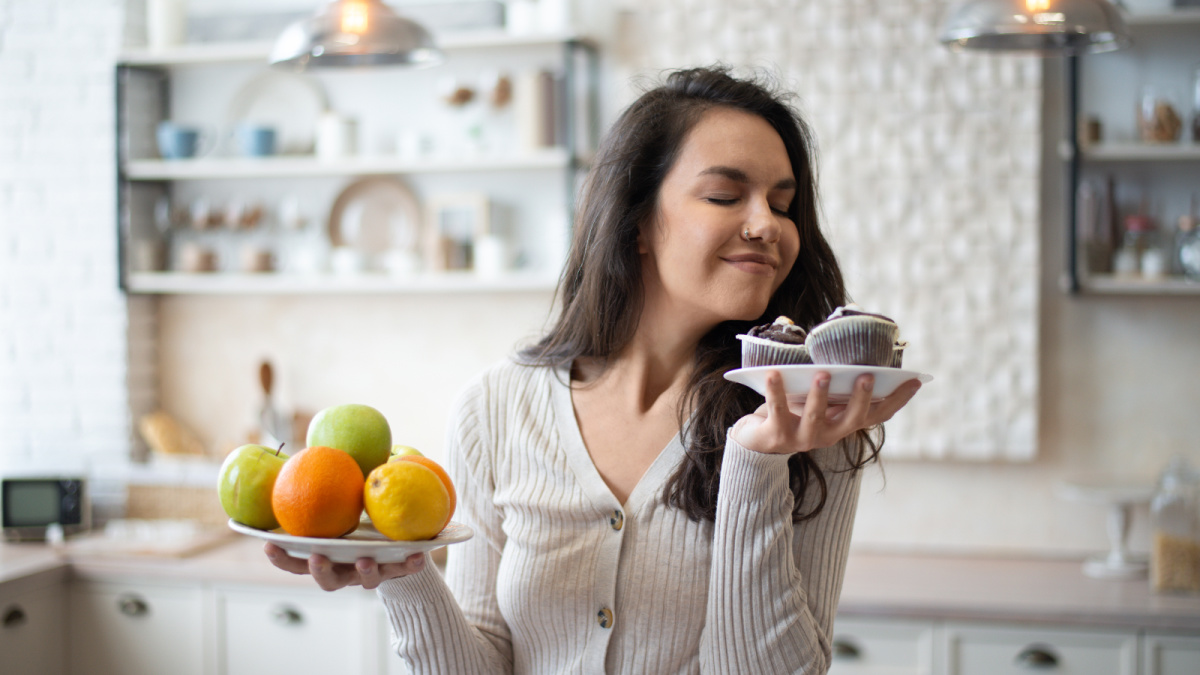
{"left": 215, "top": 585, "right": 371, "bottom": 675}
{"left": 68, "top": 579, "right": 205, "bottom": 675}
{"left": 941, "top": 622, "right": 1138, "bottom": 675}
{"left": 1143, "top": 632, "right": 1200, "bottom": 675}
{"left": 829, "top": 617, "right": 935, "bottom": 675}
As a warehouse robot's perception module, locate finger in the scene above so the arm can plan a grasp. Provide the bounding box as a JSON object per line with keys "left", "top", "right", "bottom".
{"left": 308, "top": 554, "right": 357, "bottom": 591}
{"left": 820, "top": 373, "right": 874, "bottom": 444}
{"left": 797, "top": 371, "right": 831, "bottom": 443}
{"left": 264, "top": 543, "right": 311, "bottom": 575}
{"left": 356, "top": 557, "right": 383, "bottom": 590}
{"left": 865, "top": 378, "right": 922, "bottom": 425}
{"left": 377, "top": 552, "right": 428, "bottom": 583}
{"left": 762, "top": 370, "right": 791, "bottom": 419}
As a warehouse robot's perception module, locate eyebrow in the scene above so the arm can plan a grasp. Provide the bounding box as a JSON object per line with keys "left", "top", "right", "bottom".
{"left": 698, "top": 166, "right": 797, "bottom": 191}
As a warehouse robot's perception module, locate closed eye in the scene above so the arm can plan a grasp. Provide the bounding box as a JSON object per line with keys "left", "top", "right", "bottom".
{"left": 705, "top": 197, "right": 737, "bottom": 206}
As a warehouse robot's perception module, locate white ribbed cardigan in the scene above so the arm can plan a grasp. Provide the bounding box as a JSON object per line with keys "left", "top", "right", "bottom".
{"left": 377, "top": 360, "right": 862, "bottom": 675}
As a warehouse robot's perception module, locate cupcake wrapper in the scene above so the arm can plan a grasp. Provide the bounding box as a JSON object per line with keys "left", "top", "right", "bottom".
{"left": 891, "top": 345, "right": 905, "bottom": 369}
{"left": 737, "top": 334, "right": 812, "bottom": 368}
{"left": 805, "top": 316, "right": 899, "bottom": 367}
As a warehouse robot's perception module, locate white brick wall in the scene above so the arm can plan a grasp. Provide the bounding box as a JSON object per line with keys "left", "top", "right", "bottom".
{"left": 618, "top": 0, "right": 1041, "bottom": 461}
{"left": 0, "top": 0, "right": 133, "bottom": 470}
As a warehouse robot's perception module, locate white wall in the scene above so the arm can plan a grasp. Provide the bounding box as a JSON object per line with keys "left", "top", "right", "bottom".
{"left": 0, "top": 0, "right": 134, "bottom": 476}
{"left": 3, "top": 0, "right": 1199, "bottom": 558}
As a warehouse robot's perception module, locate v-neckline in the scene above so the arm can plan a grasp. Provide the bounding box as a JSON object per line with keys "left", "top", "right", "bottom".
{"left": 550, "top": 365, "right": 685, "bottom": 513}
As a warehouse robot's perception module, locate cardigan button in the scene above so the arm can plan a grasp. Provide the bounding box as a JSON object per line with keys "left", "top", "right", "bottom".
{"left": 597, "top": 607, "right": 614, "bottom": 629}
{"left": 609, "top": 510, "right": 624, "bottom": 531}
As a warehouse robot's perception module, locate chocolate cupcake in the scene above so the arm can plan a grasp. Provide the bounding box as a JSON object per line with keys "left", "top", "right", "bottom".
{"left": 737, "top": 316, "right": 811, "bottom": 367}
{"left": 805, "top": 304, "right": 900, "bottom": 367}
{"left": 891, "top": 340, "right": 909, "bottom": 368}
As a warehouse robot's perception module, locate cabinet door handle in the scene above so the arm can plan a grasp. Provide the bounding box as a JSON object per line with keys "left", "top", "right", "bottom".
{"left": 117, "top": 594, "right": 149, "bottom": 617}
{"left": 1015, "top": 644, "right": 1059, "bottom": 669}
{"left": 272, "top": 605, "right": 304, "bottom": 626}
{"left": 831, "top": 638, "right": 861, "bottom": 660}
{"left": 3, "top": 605, "right": 27, "bottom": 629}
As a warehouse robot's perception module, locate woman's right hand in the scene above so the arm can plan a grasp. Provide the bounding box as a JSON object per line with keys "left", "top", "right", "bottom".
{"left": 263, "top": 542, "right": 427, "bottom": 591}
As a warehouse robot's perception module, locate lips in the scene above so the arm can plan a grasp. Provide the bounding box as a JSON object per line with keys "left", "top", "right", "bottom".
{"left": 722, "top": 252, "right": 778, "bottom": 275}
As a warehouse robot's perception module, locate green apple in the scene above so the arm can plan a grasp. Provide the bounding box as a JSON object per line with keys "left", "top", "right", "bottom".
{"left": 217, "top": 444, "right": 289, "bottom": 530}
{"left": 388, "top": 444, "right": 423, "bottom": 462}
{"left": 306, "top": 403, "right": 392, "bottom": 478}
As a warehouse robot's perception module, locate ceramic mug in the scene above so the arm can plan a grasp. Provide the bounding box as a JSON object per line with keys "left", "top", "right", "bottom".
{"left": 157, "top": 122, "right": 205, "bottom": 160}
{"left": 235, "top": 124, "right": 277, "bottom": 157}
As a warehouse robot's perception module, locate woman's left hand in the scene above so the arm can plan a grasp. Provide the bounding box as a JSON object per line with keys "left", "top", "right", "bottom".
{"left": 731, "top": 370, "right": 921, "bottom": 455}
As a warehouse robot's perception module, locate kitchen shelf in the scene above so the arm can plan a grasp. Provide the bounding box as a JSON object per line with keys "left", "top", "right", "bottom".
{"left": 124, "top": 148, "right": 574, "bottom": 180}
{"left": 1082, "top": 142, "right": 1200, "bottom": 162}
{"left": 1078, "top": 274, "right": 1200, "bottom": 296}
{"left": 1066, "top": 12, "right": 1200, "bottom": 295}
{"left": 116, "top": 30, "right": 593, "bottom": 66}
{"left": 125, "top": 271, "right": 559, "bottom": 295}
{"left": 1123, "top": 8, "right": 1200, "bottom": 26}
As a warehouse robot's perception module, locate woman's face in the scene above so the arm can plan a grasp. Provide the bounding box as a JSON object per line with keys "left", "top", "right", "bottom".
{"left": 641, "top": 106, "right": 800, "bottom": 328}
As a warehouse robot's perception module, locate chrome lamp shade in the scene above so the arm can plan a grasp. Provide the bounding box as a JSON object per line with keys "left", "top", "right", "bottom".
{"left": 270, "top": 0, "right": 443, "bottom": 70}
{"left": 939, "top": 0, "right": 1130, "bottom": 55}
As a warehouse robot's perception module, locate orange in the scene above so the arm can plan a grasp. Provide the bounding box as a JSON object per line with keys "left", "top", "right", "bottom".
{"left": 364, "top": 461, "right": 450, "bottom": 541}
{"left": 389, "top": 455, "right": 456, "bottom": 527}
{"left": 272, "top": 446, "right": 365, "bottom": 538}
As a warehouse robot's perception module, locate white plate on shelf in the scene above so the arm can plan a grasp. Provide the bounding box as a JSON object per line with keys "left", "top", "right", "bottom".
{"left": 724, "top": 365, "right": 932, "bottom": 403}
{"left": 228, "top": 519, "right": 473, "bottom": 564}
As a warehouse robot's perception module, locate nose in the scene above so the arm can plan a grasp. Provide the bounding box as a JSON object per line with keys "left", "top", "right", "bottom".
{"left": 743, "top": 196, "right": 781, "bottom": 244}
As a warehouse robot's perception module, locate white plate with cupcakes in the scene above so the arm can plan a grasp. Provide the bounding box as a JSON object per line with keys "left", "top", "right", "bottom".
{"left": 726, "top": 306, "right": 932, "bottom": 403}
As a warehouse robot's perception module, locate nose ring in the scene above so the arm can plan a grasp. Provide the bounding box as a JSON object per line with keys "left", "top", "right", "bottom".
{"left": 743, "top": 228, "right": 751, "bottom": 240}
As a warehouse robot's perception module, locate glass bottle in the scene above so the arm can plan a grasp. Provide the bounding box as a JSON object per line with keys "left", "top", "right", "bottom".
{"left": 1178, "top": 195, "right": 1200, "bottom": 281}
{"left": 1192, "top": 66, "right": 1200, "bottom": 143}
{"left": 1114, "top": 213, "right": 1153, "bottom": 277}
{"left": 1150, "top": 457, "right": 1200, "bottom": 593}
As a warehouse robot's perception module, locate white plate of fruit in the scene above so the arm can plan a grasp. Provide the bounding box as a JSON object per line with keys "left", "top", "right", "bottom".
{"left": 219, "top": 403, "right": 471, "bottom": 565}
{"left": 228, "top": 519, "right": 473, "bottom": 564}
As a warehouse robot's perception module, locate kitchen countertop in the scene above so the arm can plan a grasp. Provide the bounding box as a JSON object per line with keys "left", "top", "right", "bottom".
{"left": 837, "top": 551, "right": 1200, "bottom": 632}
{"left": 4, "top": 537, "right": 1200, "bottom": 631}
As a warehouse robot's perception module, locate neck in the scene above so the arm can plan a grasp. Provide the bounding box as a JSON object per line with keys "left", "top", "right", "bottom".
{"left": 574, "top": 284, "right": 714, "bottom": 416}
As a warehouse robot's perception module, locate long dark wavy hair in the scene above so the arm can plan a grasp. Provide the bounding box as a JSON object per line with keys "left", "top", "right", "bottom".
{"left": 518, "top": 66, "right": 882, "bottom": 523}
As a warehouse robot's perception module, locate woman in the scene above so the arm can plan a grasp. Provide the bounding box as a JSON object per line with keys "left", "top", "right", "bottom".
{"left": 266, "top": 66, "right": 921, "bottom": 674}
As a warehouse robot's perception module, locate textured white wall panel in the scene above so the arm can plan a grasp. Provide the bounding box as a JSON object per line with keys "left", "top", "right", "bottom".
{"left": 616, "top": 0, "right": 1041, "bottom": 460}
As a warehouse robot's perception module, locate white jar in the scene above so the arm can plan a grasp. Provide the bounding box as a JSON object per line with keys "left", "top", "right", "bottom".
{"left": 146, "top": 0, "right": 186, "bottom": 50}
{"left": 316, "top": 112, "right": 358, "bottom": 160}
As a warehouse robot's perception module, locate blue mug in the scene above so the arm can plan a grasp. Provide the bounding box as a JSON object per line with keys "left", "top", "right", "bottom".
{"left": 236, "top": 124, "right": 277, "bottom": 157}
{"left": 156, "top": 122, "right": 203, "bottom": 160}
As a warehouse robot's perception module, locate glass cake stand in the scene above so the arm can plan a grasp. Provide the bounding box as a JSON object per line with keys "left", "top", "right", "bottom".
{"left": 1055, "top": 480, "right": 1155, "bottom": 579}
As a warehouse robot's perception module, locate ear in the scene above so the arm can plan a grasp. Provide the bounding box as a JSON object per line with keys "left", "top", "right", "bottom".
{"left": 636, "top": 216, "right": 653, "bottom": 255}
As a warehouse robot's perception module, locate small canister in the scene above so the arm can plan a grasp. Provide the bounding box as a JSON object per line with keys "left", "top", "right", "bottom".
{"left": 1150, "top": 456, "right": 1200, "bottom": 593}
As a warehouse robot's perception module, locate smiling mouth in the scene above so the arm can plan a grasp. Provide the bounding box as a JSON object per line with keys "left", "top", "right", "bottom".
{"left": 722, "top": 254, "right": 778, "bottom": 275}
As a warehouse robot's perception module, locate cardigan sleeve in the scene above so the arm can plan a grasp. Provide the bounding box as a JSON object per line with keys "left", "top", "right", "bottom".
{"left": 699, "top": 437, "right": 862, "bottom": 675}
{"left": 375, "top": 379, "right": 513, "bottom": 674}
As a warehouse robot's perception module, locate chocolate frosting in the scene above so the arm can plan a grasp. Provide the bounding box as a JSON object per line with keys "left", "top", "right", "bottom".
{"left": 747, "top": 316, "right": 807, "bottom": 345}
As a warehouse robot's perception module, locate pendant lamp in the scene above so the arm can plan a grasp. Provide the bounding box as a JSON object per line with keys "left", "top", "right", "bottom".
{"left": 270, "top": 0, "right": 443, "bottom": 70}
{"left": 939, "top": 0, "right": 1130, "bottom": 55}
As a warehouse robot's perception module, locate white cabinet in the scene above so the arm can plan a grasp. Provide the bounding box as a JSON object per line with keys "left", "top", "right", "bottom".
{"left": 829, "top": 617, "right": 936, "bottom": 675}
{"left": 940, "top": 622, "right": 1138, "bottom": 675}
{"left": 1142, "top": 632, "right": 1200, "bottom": 675}
{"left": 0, "top": 577, "right": 66, "bottom": 675}
{"left": 214, "top": 584, "right": 374, "bottom": 675}
{"left": 68, "top": 579, "right": 207, "bottom": 675}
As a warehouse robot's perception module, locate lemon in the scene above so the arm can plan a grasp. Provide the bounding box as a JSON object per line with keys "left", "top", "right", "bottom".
{"left": 364, "top": 461, "right": 450, "bottom": 541}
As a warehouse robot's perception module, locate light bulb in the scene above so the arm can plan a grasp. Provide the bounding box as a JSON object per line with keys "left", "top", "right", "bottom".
{"left": 340, "top": 1, "right": 370, "bottom": 34}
